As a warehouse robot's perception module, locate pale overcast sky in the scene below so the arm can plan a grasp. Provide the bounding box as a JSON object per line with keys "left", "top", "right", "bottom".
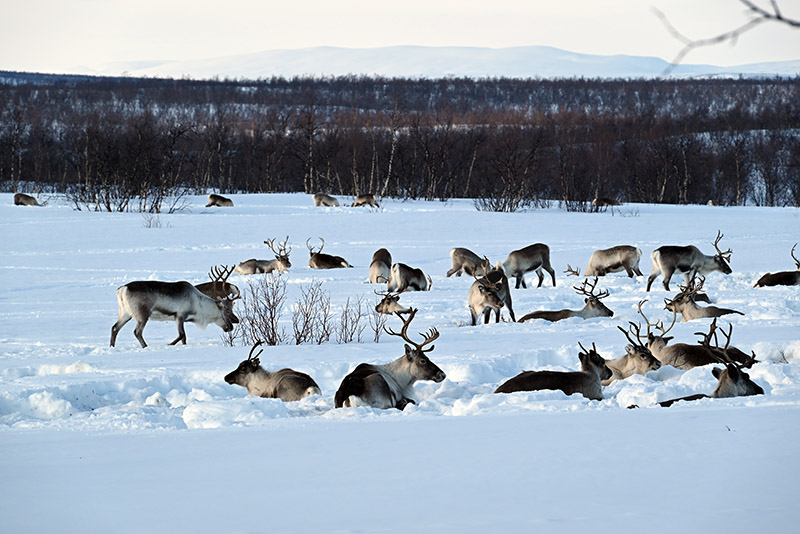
{"left": 1, "top": 0, "right": 798, "bottom": 73}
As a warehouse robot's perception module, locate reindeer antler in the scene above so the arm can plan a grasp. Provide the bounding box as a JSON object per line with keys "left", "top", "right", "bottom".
{"left": 712, "top": 230, "right": 732, "bottom": 262}
{"left": 637, "top": 299, "right": 676, "bottom": 338}
{"left": 574, "top": 277, "right": 609, "bottom": 300}
{"left": 564, "top": 264, "right": 581, "bottom": 277}
{"left": 265, "top": 236, "right": 291, "bottom": 257}
{"left": 791, "top": 243, "right": 799, "bottom": 269}
{"left": 617, "top": 321, "right": 647, "bottom": 348}
{"left": 305, "top": 237, "right": 323, "bottom": 255}
{"left": 668, "top": 275, "right": 705, "bottom": 306}
{"left": 578, "top": 341, "right": 598, "bottom": 356}
{"left": 247, "top": 340, "right": 265, "bottom": 363}
{"left": 209, "top": 265, "right": 238, "bottom": 299}
{"left": 384, "top": 308, "right": 439, "bottom": 353}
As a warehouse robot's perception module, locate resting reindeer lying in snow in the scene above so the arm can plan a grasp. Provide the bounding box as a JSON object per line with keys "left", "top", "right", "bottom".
{"left": 234, "top": 236, "right": 292, "bottom": 275}
{"left": 334, "top": 309, "right": 446, "bottom": 410}
{"left": 307, "top": 237, "right": 352, "bottom": 269}
{"left": 205, "top": 193, "right": 233, "bottom": 207}
{"left": 194, "top": 265, "right": 240, "bottom": 300}
{"left": 369, "top": 248, "right": 392, "bottom": 284}
{"left": 374, "top": 289, "right": 413, "bottom": 315}
{"left": 754, "top": 243, "right": 800, "bottom": 287}
{"left": 602, "top": 322, "right": 662, "bottom": 386}
{"left": 224, "top": 341, "right": 321, "bottom": 401}
{"left": 517, "top": 277, "right": 613, "bottom": 323}
{"left": 664, "top": 276, "right": 743, "bottom": 322}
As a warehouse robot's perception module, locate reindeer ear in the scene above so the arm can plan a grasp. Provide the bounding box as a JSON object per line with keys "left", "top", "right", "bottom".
{"left": 712, "top": 367, "right": 723, "bottom": 379}
{"left": 625, "top": 344, "right": 635, "bottom": 354}
{"left": 585, "top": 298, "right": 589, "bottom": 304}
{"left": 663, "top": 336, "right": 674, "bottom": 343}
{"left": 405, "top": 345, "right": 415, "bottom": 360}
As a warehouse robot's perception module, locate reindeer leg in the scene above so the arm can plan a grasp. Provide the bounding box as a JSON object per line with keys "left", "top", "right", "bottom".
{"left": 516, "top": 274, "right": 526, "bottom": 289}
{"left": 470, "top": 309, "right": 478, "bottom": 326}
{"left": 482, "top": 308, "right": 492, "bottom": 325}
{"left": 505, "top": 299, "right": 516, "bottom": 322}
{"left": 170, "top": 316, "right": 187, "bottom": 345}
{"left": 132, "top": 318, "right": 149, "bottom": 348}
{"left": 110, "top": 313, "right": 132, "bottom": 347}
{"left": 535, "top": 267, "right": 545, "bottom": 288}
{"left": 661, "top": 267, "right": 676, "bottom": 291}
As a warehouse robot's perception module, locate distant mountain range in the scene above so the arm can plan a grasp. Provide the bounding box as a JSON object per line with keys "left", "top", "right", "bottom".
{"left": 69, "top": 46, "right": 799, "bottom": 80}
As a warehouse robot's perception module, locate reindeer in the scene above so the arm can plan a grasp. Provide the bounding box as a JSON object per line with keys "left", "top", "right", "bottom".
{"left": 312, "top": 193, "right": 340, "bottom": 207}
{"left": 374, "top": 290, "right": 413, "bottom": 315}
{"left": 224, "top": 341, "right": 321, "bottom": 401}
{"left": 502, "top": 243, "right": 556, "bottom": 289}
{"left": 334, "top": 309, "right": 446, "bottom": 410}
{"left": 352, "top": 194, "right": 380, "bottom": 208}
{"left": 754, "top": 244, "right": 800, "bottom": 287}
{"left": 369, "top": 248, "right": 392, "bottom": 284}
{"left": 205, "top": 193, "right": 233, "bottom": 207}
{"left": 602, "top": 322, "right": 661, "bottom": 386}
{"left": 110, "top": 281, "right": 239, "bottom": 348}
{"left": 194, "top": 265, "right": 241, "bottom": 300}
{"left": 657, "top": 320, "right": 763, "bottom": 407}
{"left": 234, "top": 237, "right": 292, "bottom": 275}
{"left": 14, "top": 193, "right": 40, "bottom": 206}
{"left": 387, "top": 263, "right": 431, "bottom": 292}
{"left": 637, "top": 301, "right": 752, "bottom": 370}
{"left": 664, "top": 276, "right": 743, "bottom": 322}
{"left": 467, "top": 261, "right": 515, "bottom": 325}
{"left": 494, "top": 343, "right": 612, "bottom": 400}
{"left": 585, "top": 245, "right": 643, "bottom": 278}
{"left": 518, "top": 277, "right": 613, "bottom": 323}
{"left": 446, "top": 248, "right": 490, "bottom": 278}
{"left": 646, "top": 230, "right": 732, "bottom": 291}
{"left": 592, "top": 197, "right": 621, "bottom": 207}
{"left": 307, "top": 237, "right": 352, "bottom": 269}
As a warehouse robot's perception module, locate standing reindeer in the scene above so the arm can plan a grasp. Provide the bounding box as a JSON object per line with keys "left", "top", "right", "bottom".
{"left": 646, "top": 230, "right": 732, "bottom": 291}
{"left": 334, "top": 309, "right": 446, "bottom": 410}
{"left": 502, "top": 243, "right": 556, "bottom": 289}
{"left": 369, "top": 248, "right": 392, "bottom": 283}
{"left": 584, "top": 245, "right": 643, "bottom": 277}
{"left": 194, "top": 265, "right": 241, "bottom": 300}
{"left": 374, "top": 289, "right": 413, "bottom": 315}
{"left": 754, "top": 244, "right": 800, "bottom": 287}
{"left": 387, "top": 263, "right": 431, "bottom": 292}
{"left": 14, "top": 193, "right": 40, "bottom": 206}
{"left": 446, "top": 248, "right": 490, "bottom": 278}
{"left": 352, "top": 194, "right": 379, "bottom": 208}
{"left": 205, "top": 193, "right": 233, "bottom": 207}
{"left": 664, "top": 276, "right": 743, "bottom": 322}
{"left": 312, "top": 193, "right": 340, "bottom": 207}
{"left": 234, "top": 237, "right": 292, "bottom": 275}
{"left": 602, "top": 322, "right": 662, "bottom": 386}
{"left": 494, "top": 343, "right": 612, "bottom": 400}
{"left": 517, "top": 277, "right": 613, "bottom": 323}
{"left": 467, "top": 261, "right": 515, "bottom": 325}
{"left": 307, "top": 237, "right": 352, "bottom": 269}
{"left": 110, "top": 281, "right": 240, "bottom": 348}
{"left": 224, "top": 341, "right": 321, "bottom": 401}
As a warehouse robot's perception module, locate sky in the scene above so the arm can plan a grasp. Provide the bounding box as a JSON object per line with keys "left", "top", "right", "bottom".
{"left": 1, "top": 0, "right": 798, "bottom": 73}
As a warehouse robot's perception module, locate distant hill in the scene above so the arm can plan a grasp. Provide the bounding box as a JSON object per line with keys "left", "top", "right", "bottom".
{"left": 66, "top": 45, "right": 800, "bottom": 80}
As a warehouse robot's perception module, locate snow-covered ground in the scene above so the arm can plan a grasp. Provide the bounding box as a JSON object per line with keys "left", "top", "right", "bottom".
{"left": 1, "top": 193, "right": 798, "bottom": 532}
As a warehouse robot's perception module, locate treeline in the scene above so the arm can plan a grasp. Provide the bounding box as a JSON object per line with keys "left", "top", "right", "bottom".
{"left": 1, "top": 71, "right": 798, "bottom": 210}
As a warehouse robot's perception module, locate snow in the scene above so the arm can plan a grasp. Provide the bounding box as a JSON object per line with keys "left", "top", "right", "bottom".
{"left": 1, "top": 193, "right": 798, "bottom": 532}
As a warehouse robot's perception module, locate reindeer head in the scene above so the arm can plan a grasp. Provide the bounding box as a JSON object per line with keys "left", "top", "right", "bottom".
{"left": 665, "top": 275, "right": 705, "bottom": 312}
{"left": 574, "top": 277, "right": 613, "bottom": 317}
{"left": 711, "top": 230, "right": 733, "bottom": 274}
{"left": 306, "top": 237, "right": 324, "bottom": 257}
{"left": 696, "top": 319, "right": 763, "bottom": 398}
{"left": 577, "top": 342, "right": 613, "bottom": 381}
{"left": 265, "top": 236, "right": 292, "bottom": 270}
{"left": 224, "top": 341, "right": 263, "bottom": 385}
{"left": 374, "top": 289, "right": 413, "bottom": 315}
{"left": 617, "top": 321, "right": 662, "bottom": 372}
{"left": 637, "top": 299, "right": 677, "bottom": 348}
{"left": 385, "top": 309, "right": 446, "bottom": 383}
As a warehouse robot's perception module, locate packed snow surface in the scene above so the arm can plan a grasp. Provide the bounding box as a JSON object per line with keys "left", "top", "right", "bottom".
{"left": 1, "top": 193, "right": 798, "bottom": 532}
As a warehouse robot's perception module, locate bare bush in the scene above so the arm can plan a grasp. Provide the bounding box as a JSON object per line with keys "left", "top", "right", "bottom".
{"left": 292, "top": 280, "right": 333, "bottom": 345}
{"left": 230, "top": 274, "right": 287, "bottom": 346}
{"left": 337, "top": 295, "right": 368, "bottom": 344}
{"left": 368, "top": 306, "right": 388, "bottom": 343}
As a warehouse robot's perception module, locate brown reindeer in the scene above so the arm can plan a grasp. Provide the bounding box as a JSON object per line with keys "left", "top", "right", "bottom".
{"left": 646, "top": 230, "right": 732, "bottom": 291}
{"left": 585, "top": 245, "right": 643, "bottom": 278}
{"left": 352, "top": 194, "right": 380, "bottom": 208}
{"left": 502, "top": 243, "right": 556, "bottom": 289}
{"left": 374, "top": 289, "right": 413, "bottom": 315}
{"left": 234, "top": 237, "right": 292, "bottom": 275}
{"left": 312, "top": 193, "right": 340, "bottom": 207}
{"left": 194, "top": 265, "right": 241, "bottom": 300}
{"left": 602, "top": 322, "right": 662, "bottom": 386}
{"left": 369, "top": 248, "right": 392, "bottom": 284}
{"left": 664, "top": 276, "right": 743, "bottom": 322}
{"left": 494, "top": 343, "right": 612, "bottom": 400}
{"left": 205, "top": 193, "right": 233, "bottom": 207}
{"left": 447, "top": 248, "right": 491, "bottom": 278}
{"left": 224, "top": 341, "right": 321, "bottom": 401}
{"left": 14, "top": 193, "right": 40, "bottom": 206}
{"left": 754, "top": 244, "right": 800, "bottom": 287}
{"left": 518, "top": 277, "right": 613, "bottom": 323}
{"left": 306, "top": 238, "right": 352, "bottom": 269}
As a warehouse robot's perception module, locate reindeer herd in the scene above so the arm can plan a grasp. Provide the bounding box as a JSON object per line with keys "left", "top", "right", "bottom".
{"left": 100, "top": 192, "right": 797, "bottom": 412}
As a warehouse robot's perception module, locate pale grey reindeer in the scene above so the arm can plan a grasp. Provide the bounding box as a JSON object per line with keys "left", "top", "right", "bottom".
{"left": 110, "top": 281, "right": 240, "bottom": 348}
{"left": 312, "top": 193, "right": 340, "bottom": 207}
{"left": 646, "top": 230, "right": 732, "bottom": 291}
{"left": 374, "top": 289, "right": 413, "bottom": 315}
{"left": 754, "top": 243, "right": 800, "bottom": 287}
{"left": 205, "top": 193, "right": 233, "bottom": 207}
{"left": 307, "top": 237, "right": 352, "bottom": 269}
{"left": 637, "top": 301, "right": 753, "bottom": 370}
{"left": 517, "top": 277, "right": 613, "bottom": 323}
{"left": 194, "top": 265, "right": 241, "bottom": 300}
{"left": 502, "top": 243, "right": 556, "bottom": 289}
{"left": 14, "top": 193, "right": 40, "bottom": 206}
{"left": 234, "top": 236, "right": 292, "bottom": 275}
{"left": 352, "top": 194, "right": 380, "bottom": 208}
{"left": 467, "top": 261, "right": 515, "bottom": 325}
{"left": 446, "top": 248, "right": 490, "bottom": 278}
{"left": 584, "top": 245, "right": 643, "bottom": 278}
{"left": 334, "top": 309, "right": 446, "bottom": 410}
{"left": 369, "top": 248, "right": 392, "bottom": 284}
{"left": 224, "top": 341, "right": 321, "bottom": 401}
{"left": 387, "top": 262, "right": 431, "bottom": 292}
{"left": 602, "top": 322, "right": 662, "bottom": 386}
{"left": 664, "top": 276, "right": 744, "bottom": 322}
{"left": 494, "top": 343, "right": 612, "bottom": 401}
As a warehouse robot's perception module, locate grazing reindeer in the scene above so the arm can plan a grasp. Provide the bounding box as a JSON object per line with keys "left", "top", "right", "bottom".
{"left": 224, "top": 341, "right": 321, "bottom": 401}
{"left": 592, "top": 197, "right": 621, "bottom": 207}
{"left": 307, "top": 237, "right": 352, "bottom": 269}
{"left": 352, "top": 194, "right": 380, "bottom": 208}
{"left": 494, "top": 343, "right": 612, "bottom": 400}
{"left": 637, "top": 301, "right": 752, "bottom": 370}
{"left": 602, "top": 322, "right": 661, "bottom": 386}
{"left": 110, "top": 281, "right": 240, "bottom": 348}
{"left": 334, "top": 309, "right": 446, "bottom": 410}
{"left": 234, "top": 236, "right": 292, "bottom": 275}
{"left": 657, "top": 321, "right": 763, "bottom": 407}
{"left": 664, "top": 276, "right": 743, "bottom": 322}
{"left": 646, "top": 230, "right": 732, "bottom": 291}
{"left": 502, "top": 243, "right": 556, "bottom": 289}
{"left": 387, "top": 263, "right": 431, "bottom": 292}
{"left": 312, "top": 193, "right": 340, "bottom": 207}
{"left": 369, "top": 248, "right": 392, "bottom": 284}
{"left": 194, "top": 265, "right": 241, "bottom": 300}
{"left": 564, "top": 265, "right": 581, "bottom": 277}
{"left": 754, "top": 244, "right": 800, "bottom": 287}
{"left": 585, "top": 245, "right": 643, "bottom": 278}
{"left": 374, "top": 289, "right": 413, "bottom": 315}
{"left": 14, "top": 193, "right": 40, "bottom": 206}
{"left": 518, "top": 277, "right": 613, "bottom": 323}
{"left": 205, "top": 193, "right": 233, "bottom": 207}
{"left": 446, "top": 248, "right": 490, "bottom": 278}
